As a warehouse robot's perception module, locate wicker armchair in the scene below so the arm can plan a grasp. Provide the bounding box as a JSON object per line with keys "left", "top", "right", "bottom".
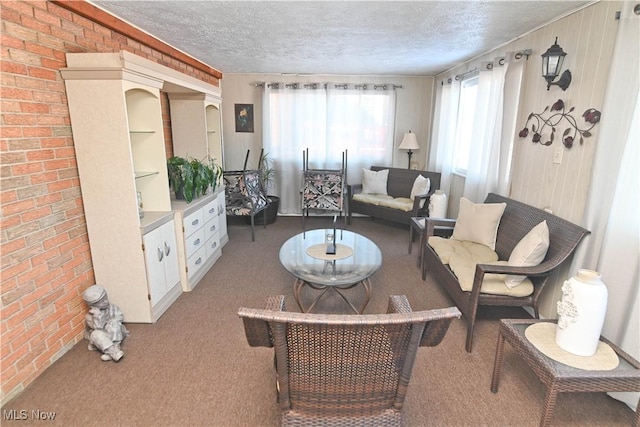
{"left": 224, "top": 169, "right": 268, "bottom": 241}
{"left": 239, "top": 295, "right": 461, "bottom": 426}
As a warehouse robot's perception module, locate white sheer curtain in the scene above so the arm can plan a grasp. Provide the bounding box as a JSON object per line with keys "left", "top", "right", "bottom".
{"left": 326, "top": 86, "right": 396, "bottom": 185}
{"left": 428, "top": 77, "right": 460, "bottom": 196}
{"left": 462, "top": 59, "right": 506, "bottom": 202}
{"left": 569, "top": 1, "right": 639, "bottom": 410}
{"left": 429, "top": 53, "right": 525, "bottom": 202}
{"left": 497, "top": 53, "right": 526, "bottom": 196}
{"left": 263, "top": 85, "right": 325, "bottom": 214}
{"left": 463, "top": 54, "right": 525, "bottom": 202}
{"left": 263, "top": 84, "right": 395, "bottom": 214}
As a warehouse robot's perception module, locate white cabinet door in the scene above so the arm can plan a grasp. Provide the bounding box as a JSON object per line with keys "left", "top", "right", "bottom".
{"left": 161, "top": 220, "right": 180, "bottom": 289}
{"left": 143, "top": 220, "right": 180, "bottom": 306}
{"left": 216, "top": 190, "right": 227, "bottom": 242}
{"left": 143, "top": 225, "right": 167, "bottom": 306}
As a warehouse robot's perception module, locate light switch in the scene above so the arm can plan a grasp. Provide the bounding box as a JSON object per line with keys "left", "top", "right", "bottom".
{"left": 553, "top": 147, "right": 563, "bottom": 164}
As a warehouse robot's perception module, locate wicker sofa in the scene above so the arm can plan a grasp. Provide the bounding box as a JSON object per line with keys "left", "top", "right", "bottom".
{"left": 421, "top": 193, "right": 590, "bottom": 352}
{"left": 347, "top": 166, "right": 441, "bottom": 226}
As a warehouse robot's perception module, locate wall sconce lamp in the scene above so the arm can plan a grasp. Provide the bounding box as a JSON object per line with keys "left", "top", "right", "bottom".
{"left": 541, "top": 37, "right": 572, "bottom": 91}
{"left": 398, "top": 130, "right": 419, "bottom": 169}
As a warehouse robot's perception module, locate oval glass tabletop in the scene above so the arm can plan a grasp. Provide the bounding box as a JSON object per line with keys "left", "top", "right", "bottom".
{"left": 279, "top": 229, "right": 382, "bottom": 287}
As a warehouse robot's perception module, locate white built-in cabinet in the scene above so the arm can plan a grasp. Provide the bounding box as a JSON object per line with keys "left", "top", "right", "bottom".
{"left": 167, "top": 69, "right": 228, "bottom": 292}
{"left": 172, "top": 188, "right": 226, "bottom": 291}
{"left": 61, "top": 51, "right": 226, "bottom": 322}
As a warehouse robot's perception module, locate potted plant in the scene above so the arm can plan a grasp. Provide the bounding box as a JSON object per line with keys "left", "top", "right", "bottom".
{"left": 167, "top": 156, "right": 221, "bottom": 203}
{"left": 255, "top": 151, "right": 279, "bottom": 224}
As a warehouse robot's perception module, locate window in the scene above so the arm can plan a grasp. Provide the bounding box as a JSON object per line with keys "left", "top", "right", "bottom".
{"left": 452, "top": 76, "right": 478, "bottom": 174}
{"left": 263, "top": 85, "right": 396, "bottom": 214}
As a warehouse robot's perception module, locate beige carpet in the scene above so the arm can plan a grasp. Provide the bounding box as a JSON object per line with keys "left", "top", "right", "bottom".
{"left": 2, "top": 216, "right": 634, "bottom": 426}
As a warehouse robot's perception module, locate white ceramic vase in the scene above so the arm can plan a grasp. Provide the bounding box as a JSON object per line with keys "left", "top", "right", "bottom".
{"left": 428, "top": 190, "right": 447, "bottom": 218}
{"left": 555, "top": 269, "right": 608, "bottom": 356}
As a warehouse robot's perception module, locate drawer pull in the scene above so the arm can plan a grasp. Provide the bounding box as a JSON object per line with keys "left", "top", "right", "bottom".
{"left": 195, "top": 257, "right": 202, "bottom": 265}
{"left": 211, "top": 242, "right": 217, "bottom": 249}
{"left": 193, "top": 238, "right": 201, "bottom": 246}
{"left": 157, "top": 247, "right": 164, "bottom": 262}
{"left": 210, "top": 225, "right": 216, "bottom": 232}
{"left": 164, "top": 242, "right": 171, "bottom": 256}
{"left": 191, "top": 219, "right": 199, "bottom": 226}
{"left": 209, "top": 208, "right": 215, "bottom": 214}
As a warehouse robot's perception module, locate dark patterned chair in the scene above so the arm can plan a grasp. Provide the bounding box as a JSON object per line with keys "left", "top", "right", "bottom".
{"left": 239, "top": 295, "right": 460, "bottom": 426}
{"left": 301, "top": 149, "right": 347, "bottom": 231}
{"left": 224, "top": 169, "right": 268, "bottom": 241}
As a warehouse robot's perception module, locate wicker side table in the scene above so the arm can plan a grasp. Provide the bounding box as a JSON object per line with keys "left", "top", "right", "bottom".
{"left": 491, "top": 319, "right": 640, "bottom": 427}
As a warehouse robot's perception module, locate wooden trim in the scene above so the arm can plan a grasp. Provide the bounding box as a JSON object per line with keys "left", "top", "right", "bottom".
{"left": 52, "top": 0, "right": 223, "bottom": 80}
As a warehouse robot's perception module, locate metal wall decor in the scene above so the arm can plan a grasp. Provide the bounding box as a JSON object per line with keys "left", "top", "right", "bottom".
{"left": 518, "top": 99, "right": 601, "bottom": 148}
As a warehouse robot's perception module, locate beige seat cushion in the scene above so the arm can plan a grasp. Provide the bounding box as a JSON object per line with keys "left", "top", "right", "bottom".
{"left": 448, "top": 258, "right": 534, "bottom": 297}
{"left": 352, "top": 193, "right": 393, "bottom": 205}
{"left": 378, "top": 197, "right": 413, "bottom": 212}
{"left": 353, "top": 193, "right": 414, "bottom": 212}
{"left": 428, "top": 236, "right": 499, "bottom": 265}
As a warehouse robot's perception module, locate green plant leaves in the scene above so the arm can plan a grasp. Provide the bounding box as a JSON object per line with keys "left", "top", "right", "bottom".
{"left": 167, "top": 156, "right": 219, "bottom": 203}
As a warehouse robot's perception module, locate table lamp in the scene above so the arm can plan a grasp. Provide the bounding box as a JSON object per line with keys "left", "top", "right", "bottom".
{"left": 399, "top": 131, "right": 419, "bottom": 169}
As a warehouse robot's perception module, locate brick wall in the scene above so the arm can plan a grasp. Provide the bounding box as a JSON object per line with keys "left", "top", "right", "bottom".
{"left": 0, "top": 0, "right": 218, "bottom": 405}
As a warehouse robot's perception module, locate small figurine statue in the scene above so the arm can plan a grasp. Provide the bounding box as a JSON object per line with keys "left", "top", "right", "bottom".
{"left": 82, "top": 284, "right": 129, "bottom": 362}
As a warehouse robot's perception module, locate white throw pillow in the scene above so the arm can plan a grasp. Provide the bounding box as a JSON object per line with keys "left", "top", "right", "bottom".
{"left": 504, "top": 220, "right": 550, "bottom": 288}
{"left": 410, "top": 175, "right": 431, "bottom": 208}
{"left": 361, "top": 168, "right": 389, "bottom": 195}
{"left": 451, "top": 197, "right": 506, "bottom": 250}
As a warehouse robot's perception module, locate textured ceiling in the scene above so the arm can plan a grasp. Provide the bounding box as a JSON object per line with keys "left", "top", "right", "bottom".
{"left": 90, "top": 1, "right": 591, "bottom": 76}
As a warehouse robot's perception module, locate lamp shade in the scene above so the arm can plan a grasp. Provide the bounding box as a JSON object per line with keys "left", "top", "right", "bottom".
{"left": 399, "top": 131, "right": 419, "bottom": 150}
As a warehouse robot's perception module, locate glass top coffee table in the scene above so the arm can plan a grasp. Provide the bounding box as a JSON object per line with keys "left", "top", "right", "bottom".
{"left": 279, "top": 229, "right": 382, "bottom": 314}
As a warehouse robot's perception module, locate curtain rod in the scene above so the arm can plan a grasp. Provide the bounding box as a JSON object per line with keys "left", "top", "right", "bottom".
{"left": 254, "top": 82, "right": 403, "bottom": 90}
{"left": 441, "top": 48, "right": 532, "bottom": 85}
{"left": 455, "top": 67, "right": 479, "bottom": 81}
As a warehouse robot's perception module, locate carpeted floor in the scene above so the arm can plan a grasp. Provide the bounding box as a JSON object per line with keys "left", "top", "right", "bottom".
{"left": 2, "top": 216, "right": 634, "bottom": 426}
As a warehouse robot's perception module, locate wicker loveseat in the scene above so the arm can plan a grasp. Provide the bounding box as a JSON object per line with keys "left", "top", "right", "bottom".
{"left": 421, "top": 193, "right": 590, "bottom": 352}
{"left": 348, "top": 166, "right": 441, "bottom": 226}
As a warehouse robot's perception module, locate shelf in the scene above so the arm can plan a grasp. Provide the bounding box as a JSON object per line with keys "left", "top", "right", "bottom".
{"left": 135, "top": 171, "right": 159, "bottom": 179}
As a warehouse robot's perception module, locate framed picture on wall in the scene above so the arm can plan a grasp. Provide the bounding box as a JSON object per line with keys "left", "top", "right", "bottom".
{"left": 235, "top": 104, "right": 254, "bottom": 133}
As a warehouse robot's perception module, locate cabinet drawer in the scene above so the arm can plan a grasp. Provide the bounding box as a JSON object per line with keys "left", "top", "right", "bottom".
{"left": 183, "top": 209, "right": 204, "bottom": 237}
{"left": 205, "top": 235, "right": 221, "bottom": 259}
{"left": 184, "top": 227, "right": 205, "bottom": 258}
{"left": 203, "top": 198, "right": 218, "bottom": 223}
{"left": 187, "top": 247, "right": 206, "bottom": 280}
{"left": 204, "top": 216, "right": 220, "bottom": 241}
